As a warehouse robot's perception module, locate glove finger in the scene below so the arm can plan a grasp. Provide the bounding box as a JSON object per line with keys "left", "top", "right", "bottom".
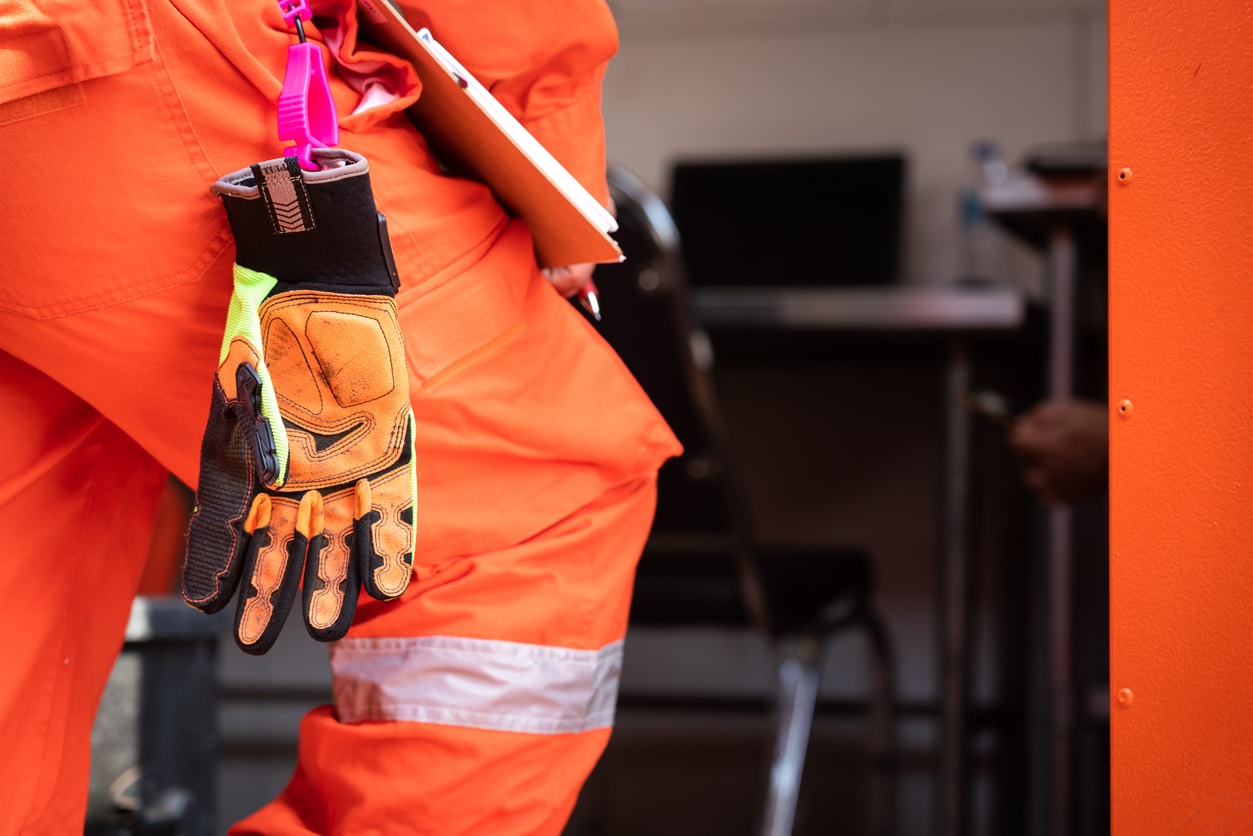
{"left": 354, "top": 469, "right": 415, "bottom": 602}
{"left": 184, "top": 377, "right": 257, "bottom": 614}
{"left": 303, "top": 489, "right": 360, "bottom": 642}
{"left": 234, "top": 494, "right": 306, "bottom": 655}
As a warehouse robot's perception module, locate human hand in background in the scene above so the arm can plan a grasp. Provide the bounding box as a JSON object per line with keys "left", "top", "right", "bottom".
{"left": 541, "top": 197, "right": 615, "bottom": 298}
{"left": 1010, "top": 398, "right": 1109, "bottom": 506}
{"left": 542, "top": 262, "right": 596, "bottom": 297}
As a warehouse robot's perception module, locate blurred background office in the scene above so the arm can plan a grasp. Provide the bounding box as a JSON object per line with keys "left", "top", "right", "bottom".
{"left": 583, "top": 1, "right": 1108, "bottom": 834}
{"left": 91, "top": 0, "right": 1111, "bottom": 834}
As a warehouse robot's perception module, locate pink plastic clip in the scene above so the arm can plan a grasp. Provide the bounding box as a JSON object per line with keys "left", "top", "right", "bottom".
{"left": 277, "top": 0, "right": 312, "bottom": 27}
{"left": 275, "top": 0, "right": 338, "bottom": 171}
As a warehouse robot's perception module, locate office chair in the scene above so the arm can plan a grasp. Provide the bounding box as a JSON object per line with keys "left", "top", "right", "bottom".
{"left": 593, "top": 165, "right": 896, "bottom": 836}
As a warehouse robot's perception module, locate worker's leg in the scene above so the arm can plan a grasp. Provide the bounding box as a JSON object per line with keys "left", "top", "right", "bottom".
{"left": 0, "top": 351, "right": 168, "bottom": 835}
{"left": 0, "top": 4, "right": 671, "bottom": 833}
{"left": 232, "top": 474, "right": 657, "bottom": 836}
{"left": 228, "top": 238, "right": 676, "bottom": 834}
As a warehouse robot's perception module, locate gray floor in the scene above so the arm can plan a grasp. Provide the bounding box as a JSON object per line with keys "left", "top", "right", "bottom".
{"left": 217, "top": 704, "right": 891, "bottom": 836}
{"left": 211, "top": 623, "right": 933, "bottom": 836}
{"left": 92, "top": 598, "right": 944, "bottom": 836}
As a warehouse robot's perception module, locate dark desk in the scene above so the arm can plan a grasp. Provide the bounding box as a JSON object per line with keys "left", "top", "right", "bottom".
{"left": 694, "top": 284, "right": 1026, "bottom": 836}
{"left": 694, "top": 285, "right": 1024, "bottom": 332}
{"left": 982, "top": 169, "right": 1105, "bottom": 836}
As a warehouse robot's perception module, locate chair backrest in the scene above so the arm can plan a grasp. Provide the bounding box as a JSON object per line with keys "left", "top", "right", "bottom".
{"left": 595, "top": 165, "right": 771, "bottom": 630}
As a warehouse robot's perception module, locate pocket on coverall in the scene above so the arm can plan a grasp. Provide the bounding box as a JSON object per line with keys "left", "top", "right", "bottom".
{"left": 0, "top": 0, "right": 229, "bottom": 319}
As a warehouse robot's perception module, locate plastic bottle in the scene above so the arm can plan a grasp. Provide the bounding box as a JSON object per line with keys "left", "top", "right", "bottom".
{"left": 958, "top": 140, "right": 1009, "bottom": 283}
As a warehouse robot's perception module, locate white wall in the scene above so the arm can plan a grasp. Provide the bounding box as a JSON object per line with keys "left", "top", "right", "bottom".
{"left": 603, "top": 0, "right": 1107, "bottom": 289}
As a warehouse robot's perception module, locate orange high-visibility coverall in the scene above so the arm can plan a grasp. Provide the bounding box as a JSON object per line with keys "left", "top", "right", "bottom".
{"left": 0, "top": 1, "right": 679, "bottom": 833}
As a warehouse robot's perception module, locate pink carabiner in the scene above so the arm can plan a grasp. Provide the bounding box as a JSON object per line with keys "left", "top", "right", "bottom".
{"left": 274, "top": 0, "right": 338, "bottom": 171}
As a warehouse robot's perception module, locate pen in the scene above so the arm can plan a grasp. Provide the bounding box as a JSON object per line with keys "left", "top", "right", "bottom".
{"left": 958, "top": 388, "right": 1014, "bottom": 428}
{"left": 578, "top": 279, "right": 601, "bottom": 321}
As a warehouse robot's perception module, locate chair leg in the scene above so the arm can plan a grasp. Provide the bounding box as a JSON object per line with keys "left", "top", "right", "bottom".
{"left": 863, "top": 612, "right": 897, "bottom": 836}
{"left": 761, "top": 634, "right": 823, "bottom": 836}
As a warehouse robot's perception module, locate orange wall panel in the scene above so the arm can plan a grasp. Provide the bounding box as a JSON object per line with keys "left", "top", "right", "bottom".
{"left": 1109, "top": 1, "right": 1253, "bottom": 832}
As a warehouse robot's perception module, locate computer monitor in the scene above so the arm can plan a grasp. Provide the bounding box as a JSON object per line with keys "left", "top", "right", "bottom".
{"left": 668, "top": 154, "right": 906, "bottom": 288}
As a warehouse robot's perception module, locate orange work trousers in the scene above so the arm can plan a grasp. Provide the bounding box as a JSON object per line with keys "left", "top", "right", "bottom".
{"left": 0, "top": 0, "right": 678, "bottom": 832}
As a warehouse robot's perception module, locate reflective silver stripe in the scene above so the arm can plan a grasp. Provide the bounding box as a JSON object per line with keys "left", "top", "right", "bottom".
{"left": 330, "top": 636, "right": 624, "bottom": 734}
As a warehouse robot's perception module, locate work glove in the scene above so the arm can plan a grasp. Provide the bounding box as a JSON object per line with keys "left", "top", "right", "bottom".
{"left": 184, "top": 149, "right": 417, "bottom": 655}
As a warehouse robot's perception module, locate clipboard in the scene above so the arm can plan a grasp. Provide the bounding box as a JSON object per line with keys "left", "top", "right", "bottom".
{"left": 356, "top": 0, "right": 622, "bottom": 268}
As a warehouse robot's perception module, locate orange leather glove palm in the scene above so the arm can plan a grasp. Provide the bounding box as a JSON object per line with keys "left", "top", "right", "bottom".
{"left": 183, "top": 150, "right": 417, "bottom": 655}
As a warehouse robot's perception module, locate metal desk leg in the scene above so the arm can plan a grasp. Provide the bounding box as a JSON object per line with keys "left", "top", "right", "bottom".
{"left": 939, "top": 336, "right": 973, "bottom": 836}
{"left": 1047, "top": 227, "right": 1077, "bottom": 836}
